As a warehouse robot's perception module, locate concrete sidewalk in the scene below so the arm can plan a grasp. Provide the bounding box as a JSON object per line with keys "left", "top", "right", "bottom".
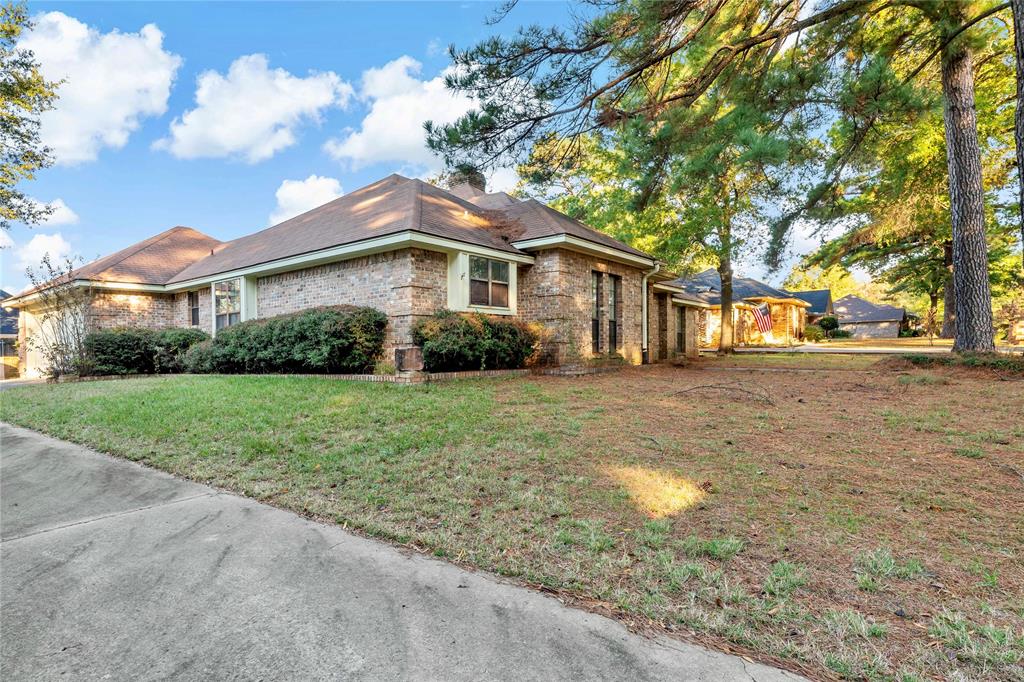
{"left": 0, "top": 423, "right": 804, "bottom": 681}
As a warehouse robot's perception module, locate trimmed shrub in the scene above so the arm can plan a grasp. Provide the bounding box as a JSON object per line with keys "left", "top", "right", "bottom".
{"left": 84, "top": 327, "right": 210, "bottom": 375}
{"left": 803, "top": 324, "right": 824, "bottom": 342}
{"left": 412, "top": 310, "right": 539, "bottom": 372}
{"left": 153, "top": 328, "right": 210, "bottom": 373}
{"left": 83, "top": 328, "right": 157, "bottom": 375}
{"left": 187, "top": 306, "right": 387, "bottom": 374}
{"left": 832, "top": 328, "right": 853, "bottom": 338}
{"left": 818, "top": 315, "right": 839, "bottom": 337}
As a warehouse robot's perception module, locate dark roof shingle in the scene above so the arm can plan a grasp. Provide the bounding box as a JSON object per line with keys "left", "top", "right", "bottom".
{"left": 785, "top": 289, "right": 832, "bottom": 315}
{"left": 669, "top": 269, "right": 802, "bottom": 306}
{"left": 833, "top": 295, "right": 905, "bottom": 323}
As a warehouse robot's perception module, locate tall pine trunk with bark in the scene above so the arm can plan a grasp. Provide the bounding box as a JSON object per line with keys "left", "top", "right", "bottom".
{"left": 940, "top": 34, "right": 995, "bottom": 351}
{"left": 1013, "top": 0, "right": 1024, "bottom": 270}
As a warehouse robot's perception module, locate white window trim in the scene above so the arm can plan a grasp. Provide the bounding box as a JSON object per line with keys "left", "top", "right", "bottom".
{"left": 211, "top": 277, "right": 255, "bottom": 336}
{"left": 447, "top": 252, "right": 517, "bottom": 315}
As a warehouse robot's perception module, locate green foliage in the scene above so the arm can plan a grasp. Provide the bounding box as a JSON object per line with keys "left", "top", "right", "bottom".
{"left": 831, "top": 329, "right": 853, "bottom": 339}
{"left": 83, "top": 328, "right": 158, "bottom": 375}
{"left": 783, "top": 265, "right": 864, "bottom": 302}
{"left": 412, "top": 310, "right": 538, "bottom": 372}
{"left": 186, "top": 306, "right": 387, "bottom": 374}
{"left": 680, "top": 535, "right": 744, "bottom": 561}
{"left": 1, "top": 3, "right": 60, "bottom": 229}
{"left": 84, "top": 327, "right": 209, "bottom": 376}
{"left": 818, "top": 316, "right": 839, "bottom": 333}
{"left": 803, "top": 324, "right": 824, "bottom": 342}
{"left": 905, "top": 353, "right": 1024, "bottom": 375}
{"left": 153, "top": 328, "right": 209, "bottom": 373}
{"left": 763, "top": 561, "right": 807, "bottom": 597}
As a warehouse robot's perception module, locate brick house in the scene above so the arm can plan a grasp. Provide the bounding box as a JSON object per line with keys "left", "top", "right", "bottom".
{"left": 4, "top": 174, "right": 704, "bottom": 378}
{"left": 671, "top": 269, "right": 810, "bottom": 349}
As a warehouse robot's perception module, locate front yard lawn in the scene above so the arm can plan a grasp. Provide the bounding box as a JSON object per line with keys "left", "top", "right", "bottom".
{"left": 2, "top": 358, "right": 1022, "bottom": 680}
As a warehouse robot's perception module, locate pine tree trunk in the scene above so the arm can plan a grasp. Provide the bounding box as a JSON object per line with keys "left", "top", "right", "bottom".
{"left": 718, "top": 258, "right": 735, "bottom": 354}
{"left": 940, "top": 38, "right": 995, "bottom": 352}
{"left": 1013, "top": 0, "right": 1024, "bottom": 270}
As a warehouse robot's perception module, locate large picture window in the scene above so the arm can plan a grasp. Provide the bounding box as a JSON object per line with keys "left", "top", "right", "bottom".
{"left": 214, "top": 279, "right": 241, "bottom": 331}
{"left": 469, "top": 256, "right": 510, "bottom": 308}
{"left": 188, "top": 290, "right": 200, "bottom": 327}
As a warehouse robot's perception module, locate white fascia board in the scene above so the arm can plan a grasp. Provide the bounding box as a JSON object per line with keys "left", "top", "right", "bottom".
{"left": 653, "top": 283, "right": 686, "bottom": 294}
{"left": 511, "top": 234, "right": 655, "bottom": 268}
{"left": 671, "top": 297, "right": 713, "bottom": 309}
{"left": 3, "top": 279, "right": 167, "bottom": 308}
{"left": 166, "top": 231, "right": 534, "bottom": 292}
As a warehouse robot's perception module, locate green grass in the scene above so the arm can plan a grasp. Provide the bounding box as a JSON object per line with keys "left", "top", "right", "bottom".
{"left": 2, "top": 371, "right": 1022, "bottom": 682}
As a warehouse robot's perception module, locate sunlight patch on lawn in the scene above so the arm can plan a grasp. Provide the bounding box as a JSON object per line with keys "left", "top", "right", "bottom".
{"left": 606, "top": 465, "right": 706, "bottom": 518}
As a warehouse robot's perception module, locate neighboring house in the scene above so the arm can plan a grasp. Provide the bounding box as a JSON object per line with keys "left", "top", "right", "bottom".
{"left": 1, "top": 290, "right": 18, "bottom": 378}
{"left": 670, "top": 269, "right": 809, "bottom": 349}
{"left": 3, "top": 174, "right": 705, "bottom": 378}
{"left": 833, "top": 295, "right": 906, "bottom": 338}
{"left": 785, "top": 289, "right": 833, "bottom": 325}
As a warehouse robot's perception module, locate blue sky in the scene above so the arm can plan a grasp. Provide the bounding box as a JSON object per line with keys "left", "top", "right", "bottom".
{"left": 1, "top": 1, "right": 576, "bottom": 293}
{"left": 2, "top": 1, "right": 815, "bottom": 295}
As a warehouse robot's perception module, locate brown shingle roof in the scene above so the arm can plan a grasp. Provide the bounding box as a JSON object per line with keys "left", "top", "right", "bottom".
{"left": 168, "top": 175, "right": 527, "bottom": 283}
{"left": 69, "top": 226, "right": 221, "bottom": 284}
{"left": 497, "top": 199, "right": 652, "bottom": 258}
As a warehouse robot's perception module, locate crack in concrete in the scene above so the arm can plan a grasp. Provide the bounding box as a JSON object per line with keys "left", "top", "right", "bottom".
{"left": 1, "top": 492, "right": 217, "bottom": 543}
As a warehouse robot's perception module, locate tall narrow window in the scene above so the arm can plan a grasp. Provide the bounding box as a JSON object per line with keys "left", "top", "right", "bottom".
{"left": 591, "top": 271, "right": 601, "bottom": 353}
{"left": 214, "top": 279, "right": 241, "bottom": 331}
{"left": 608, "top": 274, "right": 621, "bottom": 352}
{"left": 188, "top": 291, "right": 200, "bottom": 327}
{"left": 676, "top": 307, "right": 685, "bottom": 352}
{"left": 469, "top": 256, "right": 510, "bottom": 308}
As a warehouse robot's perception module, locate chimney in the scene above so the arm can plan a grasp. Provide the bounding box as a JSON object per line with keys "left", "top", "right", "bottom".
{"left": 446, "top": 164, "right": 486, "bottom": 199}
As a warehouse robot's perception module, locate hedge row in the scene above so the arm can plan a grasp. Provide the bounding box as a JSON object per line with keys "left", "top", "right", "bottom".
{"left": 83, "top": 327, "right": 209, "bottom": 375}
{"left": 412, "top": 310, "right": 538, "bottom": 372}
{"left": 183, "top": 306, "right": 386, "bottom": 374}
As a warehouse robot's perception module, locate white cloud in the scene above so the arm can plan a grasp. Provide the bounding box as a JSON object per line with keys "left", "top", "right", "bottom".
{"left": 33, "top": 198, "right": 79, "bottom": 226}
{"left": 269, "top": 175, "right": 343, "bottom": 224}
{"left": 324, "top": 56, "right": 474, "bottom": 172}
{"left": 15, "top": 233, "right": 73, "bottom": 272}
{"left": 156, "top": 54, "right": 354, "bottom": 163}
{"left": 0, "top": 232, "right": 14, "bottom": 250}
{"left": 19, "top": 12, "right": 182, "bottom": 165}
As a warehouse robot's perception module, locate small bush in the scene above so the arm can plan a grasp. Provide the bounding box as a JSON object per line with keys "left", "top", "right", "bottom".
{"left": 83, "top": 328, "right": 157, "bottom": 375}
{"left": 412, "top": 310, "right": 539, "bottom": 372}
{"left": 818, "top": 316, "right": 839, "bottom": 335}
{"left": 153, "top": 328, "right": 209, "bottom": 373}
{"left": 832, "top": 328, "right": 853, "bottom": 338}
{"left": 83, "top": 327, "right": 209, "bottom": 376}
{"left": 183, "top": 339, "right": 218, "bottom": 374}
{"left": 804, "top": 324, "right": 824, "bottom": 342}
{"left": 188, "top": 306, "right": 387, "bottom": 374}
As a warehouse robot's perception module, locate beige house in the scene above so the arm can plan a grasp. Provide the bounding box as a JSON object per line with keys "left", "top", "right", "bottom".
{"left": 4, "top": 174, "right": 704, "bottom": 377}
{"left": 670, "top": 269, "right": 809, "bottom": 349}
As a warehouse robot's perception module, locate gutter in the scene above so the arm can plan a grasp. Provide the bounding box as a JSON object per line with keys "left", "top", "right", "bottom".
{"left": 640, "top": 262, "right": 660, "bottom": 364}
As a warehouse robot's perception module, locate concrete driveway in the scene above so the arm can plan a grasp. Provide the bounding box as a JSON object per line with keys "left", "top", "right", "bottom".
{"left": 0, "top": 423, "right": 804, "bottom": 681}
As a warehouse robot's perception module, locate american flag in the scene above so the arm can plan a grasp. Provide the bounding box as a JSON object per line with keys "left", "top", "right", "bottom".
{"left": 752, "top": 304, "right": 773, "bottom": 334}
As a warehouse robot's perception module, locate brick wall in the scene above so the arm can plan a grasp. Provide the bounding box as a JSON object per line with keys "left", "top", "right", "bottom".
{"left": 256, "top": 248, "right": 447, "bottom": 352}
{"left": 172, "top": 288, "right": 212, "bottom": 330}
{"left": 518, "top": 248, "right": 645, "bottom": 365}
{"left": 88, "top": 291, "right": 176, "bottom": 331}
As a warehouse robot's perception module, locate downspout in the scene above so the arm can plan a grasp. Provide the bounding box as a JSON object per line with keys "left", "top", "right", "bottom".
{"left": 641, "top": 262, "right": 660, "bottom": 364}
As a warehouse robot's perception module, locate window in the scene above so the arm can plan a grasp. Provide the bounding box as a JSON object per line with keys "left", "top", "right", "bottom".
{"left": 214, "top": 279, "right": 241, "bottom": 331}
{"left": 188, "top": 291, "right": 200, "bottom": 327}
{"left": 608, "top": 274, "right": 621, "bottom": 351}
{"left": 591, "top": 271, "right": 601, "bottom": 353}
{"left": 676, "top": 307, "right": 685, "bottom": 352}
{"left": 469, "top": 256, "right": 510, "bottom": 308}
{"left": 0, "top": 339, "right": 16, "bottom": 357}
